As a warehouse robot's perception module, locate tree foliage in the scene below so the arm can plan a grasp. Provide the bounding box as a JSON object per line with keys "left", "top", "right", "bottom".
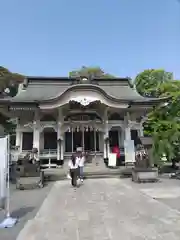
{"left": 69, "top": 66, "right": 115, "bottom": 79}
{"left": 134, "top": 69, "right": 173, "bottom": 97}
{"left": 0, "top": 66, "right": 24, "bottom": 97}
{"left": 134, "top": 69, "right": 180, "bottom": 163}
{"left": 0, "top": 66, "right": 24, "bottom": 132}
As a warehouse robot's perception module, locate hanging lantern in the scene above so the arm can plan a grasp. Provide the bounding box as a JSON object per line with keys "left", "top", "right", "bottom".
{"left": 76, "top": 126, "right": 79, "bottom": 132}
{"left": 90, "top": 126, "right": 94, "bottom": 131}
{"left": 86, "top": 126, "right": 88, "bottom": 132}
{"left": 68, "top": 127, "right": 71, "bottom": 132}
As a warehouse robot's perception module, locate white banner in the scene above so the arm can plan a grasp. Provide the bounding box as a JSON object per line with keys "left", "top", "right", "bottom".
{"left": 0, "top": 136, "right": 8, "bottom": 208}
{"left": 124, "top": 140, "right": 135, "bottom": 163}
{"left": 108, "top": 153, "right": 117, "bottom": 167}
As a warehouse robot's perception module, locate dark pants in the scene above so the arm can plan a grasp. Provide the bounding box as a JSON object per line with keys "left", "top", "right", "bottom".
{"left": 70, "top": 168, "right": 78, "bottom": 187}
{"left": 79, "top": 166, "right": 83, "bottom": 179}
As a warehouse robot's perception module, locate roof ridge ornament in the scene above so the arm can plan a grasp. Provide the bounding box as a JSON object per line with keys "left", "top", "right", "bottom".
{"left": 81, "top": 77, "right": 88, "bottom": 82}
{"left": 70, "top": 96, "right": 99, "bottom": 106}
{"left": 79, "top": 76, "right": 91, "bottom": 84}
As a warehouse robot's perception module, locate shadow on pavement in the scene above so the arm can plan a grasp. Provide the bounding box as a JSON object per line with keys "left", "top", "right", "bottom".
{"left": 11, "top": 206, "right": 35, "bottom": 219}
{"left": 160, "top": 165, "right": 178, "bottom": 174}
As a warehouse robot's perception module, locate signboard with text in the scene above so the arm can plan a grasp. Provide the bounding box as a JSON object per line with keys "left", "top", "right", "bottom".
{"left": 124, "top": 140, "right": 135, "bottom": 163}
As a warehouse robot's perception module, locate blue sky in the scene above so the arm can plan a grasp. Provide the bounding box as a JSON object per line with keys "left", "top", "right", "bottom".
{"left": 0, "top": 0, "right": 180, "bottom": 80}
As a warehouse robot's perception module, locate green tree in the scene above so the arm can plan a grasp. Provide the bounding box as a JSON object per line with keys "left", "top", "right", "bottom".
{"left": 0, "top": 66, "right": 24, "bottom": 96}
{"left": 145, "top": 100, "right": 180, "bottom": 163}
{"left": 135, "top": 69, "right": 180, "bottom": 165}
{"left": 134, "top": 69, "right": 173, "bottom": 97}
{"left": 0, "top": 66, "right": 24, "bottom": 133}
{"left": 69, "top": 66, "right": 115, "bottom": 79}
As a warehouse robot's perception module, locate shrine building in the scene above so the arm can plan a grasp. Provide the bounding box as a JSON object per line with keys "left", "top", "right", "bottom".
{"left": 0, "top": 76, "right": 165, "bottom": 167}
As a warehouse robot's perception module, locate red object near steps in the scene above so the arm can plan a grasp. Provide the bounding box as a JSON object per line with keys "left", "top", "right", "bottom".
{"left": 112, "top": 146, "right": 120, "bottom": 158}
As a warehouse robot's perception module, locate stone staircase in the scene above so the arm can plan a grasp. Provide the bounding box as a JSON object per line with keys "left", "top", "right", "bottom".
{"left": 43, "top": 157, "right": 132, "bottom": 181}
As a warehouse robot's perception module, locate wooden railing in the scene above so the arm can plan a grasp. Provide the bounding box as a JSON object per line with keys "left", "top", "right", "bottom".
{"left": 39, "top": 149, "right": 57, "bottom": 156}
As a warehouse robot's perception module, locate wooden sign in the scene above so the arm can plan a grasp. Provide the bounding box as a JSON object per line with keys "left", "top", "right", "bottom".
{"left": 140, "top": 137, "right": 153, "bottom": 146}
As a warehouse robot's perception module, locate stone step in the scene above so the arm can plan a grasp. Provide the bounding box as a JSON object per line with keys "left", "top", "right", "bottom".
{"left": 43, "top": 166, "right": 132, "bottom": 182}
{"left": 44, "top": 172, "right": 121, "bottom": 182}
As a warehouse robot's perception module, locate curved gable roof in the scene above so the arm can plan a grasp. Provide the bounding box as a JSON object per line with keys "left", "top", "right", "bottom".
{"left": 0, "top": 76, "right": 167, "bottom": 105}
{"left": 9, "top": 77, "right": 145, "bottom": 103}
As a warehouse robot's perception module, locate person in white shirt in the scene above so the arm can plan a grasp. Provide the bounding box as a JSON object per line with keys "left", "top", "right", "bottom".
{"left": 68, "top": 154, "right": 79, "bottom": 187}
{"left": 78, "top": 152, "right": 85, "bottom": 182}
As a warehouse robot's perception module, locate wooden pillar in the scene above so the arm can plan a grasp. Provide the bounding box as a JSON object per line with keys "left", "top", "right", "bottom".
{"left": 57, "top": 109, "right": 64, "bottom": 164}
{"left": 60, "top": 140, "right": 64, "bottom": 161}
{"left": 125, "top": 127, "right": 131, "bottom": 141}
{"left": 57, "top": 127, "right": 60, "bottom": 161}
{"left": 15, "top": 119, "right": 22, "bottom": 152}
{"left": 71, "top": 126, "right": 74, "bottom": 153}
{"left": 33, "top": 126, "right": 40, "bottom": 151}
{"left": 82, "top": 125, "right": 84, "bottom": 151}
{"left": 124, "top": 111, "right": 135, "bottom": 165}
{"left": 103, "top": 108, "right": 109, "bottom": 160}
{"left": 94, "top": 126, "right": 98, "bottom": 164}
{"left": 124, "top": 112, "right": 131, "bottom": 141}
{"left": 33, "top": 111, "right": 40, "bottom": 155}
{"left": 15, "top": 129, "right": 22, "bottom": 151}
{"left": 139, "top": 123, "right": 144, "bottom": 137}
{"left": 118, "top": 128, "right": 121, "bottom": 147}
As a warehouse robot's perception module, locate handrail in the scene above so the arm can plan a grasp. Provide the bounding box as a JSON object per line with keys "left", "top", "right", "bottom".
{"left": 39, "top": 149, "right": 57, "bottom": 155}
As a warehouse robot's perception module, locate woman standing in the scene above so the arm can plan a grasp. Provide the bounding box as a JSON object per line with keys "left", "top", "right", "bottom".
{"left": 75, "top": 148, "right": 85, "bottom": 182}
{"left": 78, "top": 152, "right": 85, "bottom": 182}
{"left": 68, "top": 154, "right": 79, "bottom": 187}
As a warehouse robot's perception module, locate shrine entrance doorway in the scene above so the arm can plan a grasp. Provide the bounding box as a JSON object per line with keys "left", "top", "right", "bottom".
{"left": 64, "top": 127, "right": 100, "bottom": 153}
{"left": 64, "top": 112, "right": 102, "bottom": 153}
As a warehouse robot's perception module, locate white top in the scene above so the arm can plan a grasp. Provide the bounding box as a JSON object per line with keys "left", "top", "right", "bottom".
{"left": 78, "top": 156, "right": 85, "bottom": 167}
{"left": 68, "top": 158, "right": 79, "bottom": 169}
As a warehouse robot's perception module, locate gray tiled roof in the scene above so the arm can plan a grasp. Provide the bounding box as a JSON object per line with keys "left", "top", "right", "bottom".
{"left": 8, "top": 77, "right": 164, "bottom": 104}
{"left": 11, "top": 84, "right": 69, "bottom": 102}
{"left": 100, "top": 85, "right": 144, "bottom": 101}
{"left": 10, "top": 83, "right": 145, "bottom": 103}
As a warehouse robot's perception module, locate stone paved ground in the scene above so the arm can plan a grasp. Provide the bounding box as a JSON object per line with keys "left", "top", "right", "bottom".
{"left": 130, "top": 177, "right": 180, "bottom": 213}
{"left": 0, "top": 183, "right": 53, "bottom": 240}
{"left": 16, "top": 178, "right": 180, "bottom": 240}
